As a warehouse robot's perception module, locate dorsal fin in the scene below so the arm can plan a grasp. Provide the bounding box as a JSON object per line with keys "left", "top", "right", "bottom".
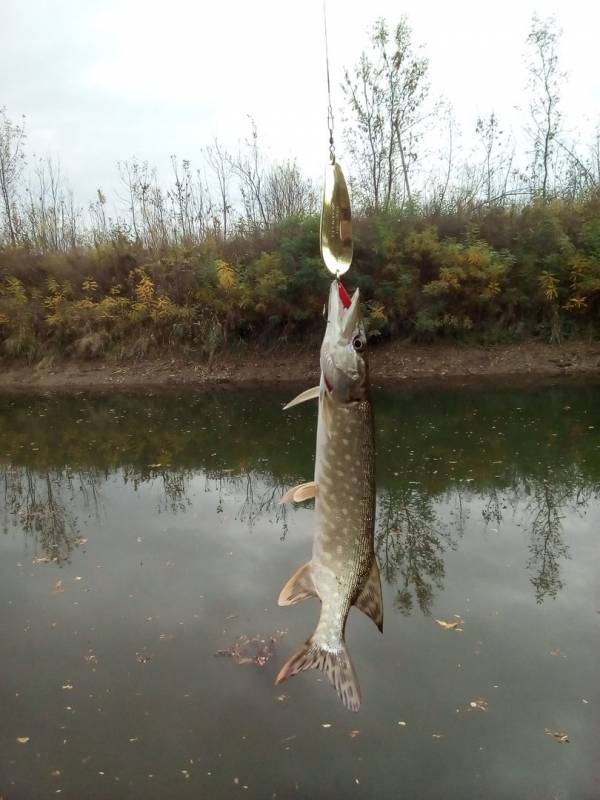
{"left": 278, "top": 562, "right": 318, "bottom": 606}
{"left": 354, "top": 560, "right": 384, "bottom": 632}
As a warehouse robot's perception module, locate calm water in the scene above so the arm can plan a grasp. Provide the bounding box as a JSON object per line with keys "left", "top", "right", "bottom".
{"left": 1, "top": 381, "right": 599, "bottom": 799}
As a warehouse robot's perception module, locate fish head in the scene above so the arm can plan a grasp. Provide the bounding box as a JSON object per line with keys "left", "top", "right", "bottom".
{"left": 320, "top": 280, "right": 368, "bottom": 404}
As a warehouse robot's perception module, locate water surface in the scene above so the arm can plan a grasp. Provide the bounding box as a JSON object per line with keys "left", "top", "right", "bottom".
{"left": 1, "top": 381, "right": 599, "bottom": 799}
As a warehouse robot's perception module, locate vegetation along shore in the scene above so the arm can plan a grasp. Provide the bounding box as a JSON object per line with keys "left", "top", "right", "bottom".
{"left": 1, "top": 16, "right": 599, "bottom": 382}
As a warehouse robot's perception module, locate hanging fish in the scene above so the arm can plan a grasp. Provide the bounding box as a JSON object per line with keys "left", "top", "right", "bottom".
{"left": 276, "top": 279, "right": 382, "bottom": 712}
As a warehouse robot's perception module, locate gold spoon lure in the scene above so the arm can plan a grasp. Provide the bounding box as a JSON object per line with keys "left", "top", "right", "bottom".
{"left": 319, "top": 0, "right": 353, "bottom": 278}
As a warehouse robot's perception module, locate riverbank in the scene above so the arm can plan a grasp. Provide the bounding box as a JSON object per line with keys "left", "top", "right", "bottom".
{"left": 0, "top": 340, "right": 598, "bottom": 390}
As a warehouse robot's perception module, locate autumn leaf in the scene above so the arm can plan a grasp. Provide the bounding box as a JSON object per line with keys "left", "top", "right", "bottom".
{"left": 545, "top": 728, "right": 569, "bottom": 744}
{"left": 469, "top": 698, "right": 489, "bottom": 711}
{"left": 435, "top": 618, "right": 463, "bottom": 631}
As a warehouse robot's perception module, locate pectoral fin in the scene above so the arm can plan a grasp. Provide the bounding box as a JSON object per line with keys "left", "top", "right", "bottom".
{"left": 279, "top": 481, "right": 318, "bottom": 504}
{"left": 283, "top": 386, "right": 320, "bottom": 410}
{"left": 355, "top": 560, "right": 384, "bottom": 633}
{"left": 278, "top": 562, "right": 318, "bottom": 606}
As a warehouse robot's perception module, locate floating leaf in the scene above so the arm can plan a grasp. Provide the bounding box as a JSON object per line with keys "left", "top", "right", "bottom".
{"left": 17, "top": 737, "right": 30, "bottom": 744}
{"left": 136, "top": 652, "right": 152, "bottom": 664}
{"left": 469, "top": 698, "right": 489, "bottom": 712}
{"left": 215, "top": 630, "right": 286, "bottom": 667}
{"left": 435, "top": 618, "right": 463, "bottom": 631}
{"left": 53, "top": 580, "right": 64, "bottom": 593}
{"left": 545, "top": 728, "right": 569, "bottom": 744}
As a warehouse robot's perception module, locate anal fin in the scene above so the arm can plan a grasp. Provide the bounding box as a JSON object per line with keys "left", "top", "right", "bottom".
{"left": 278, "top": 562, "right": 318, "bottom": 606}
{"left": 355, "top": 560, "right": 384, "bottom": 633}
{"left": 283, "top": 386, "right": 320, "bottom": 410}
{"left": 279, "top": 481, "right": 318, "bottom": 504}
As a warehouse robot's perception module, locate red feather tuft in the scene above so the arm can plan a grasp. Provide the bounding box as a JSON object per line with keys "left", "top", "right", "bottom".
{"left": 338, "top": 281, "right": 352, "bottom": 309}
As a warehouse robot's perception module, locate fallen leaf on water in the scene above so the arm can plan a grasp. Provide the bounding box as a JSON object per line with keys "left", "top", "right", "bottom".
{"left": 545, "top": 728, "right": 569, "bottom": 744}
{"left": 469, "top": 698, "right": 489, "bottom": 712}
{"left": 53, "top": 581, "right": 64, "bottom": 593}
{"left": 17, "top": 737, "right": 30, "bottom": 744}
{"left": 435, "top": 619, "right": 463, "bottom": 631}
{"left": 136, "top": 652, "right": 152, "bottom": 664}
{"left": 215, "top": 630, "right": 286, "bottom": 667}
{"left": 550, "top": 648, "right": 566, "bottom": 657}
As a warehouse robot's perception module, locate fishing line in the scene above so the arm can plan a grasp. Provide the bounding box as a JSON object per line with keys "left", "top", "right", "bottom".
{"left": 323, "top": 0, "right": 335, "bottom": 165}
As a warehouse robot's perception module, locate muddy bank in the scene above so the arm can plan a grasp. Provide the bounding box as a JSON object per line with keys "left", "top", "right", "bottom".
{"left": 0, "top": 340, "right": 599, "bottom": 391}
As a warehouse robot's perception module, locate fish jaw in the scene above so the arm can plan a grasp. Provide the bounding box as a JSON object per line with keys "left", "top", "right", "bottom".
{"left": 320, "top": 281, "right": 368, "bottom": 405}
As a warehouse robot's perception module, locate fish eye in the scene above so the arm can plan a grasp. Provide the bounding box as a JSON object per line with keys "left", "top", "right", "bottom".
{"left": 352, "top": 336, "right": 364, "bottom": 352}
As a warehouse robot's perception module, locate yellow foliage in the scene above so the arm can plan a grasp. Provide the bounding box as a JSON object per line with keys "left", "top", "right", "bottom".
{"left": 134, "top": 271, "right": 156, "bottom": 307}
{"left": 539, "top": 271, "right": 559, "bottom": 303}
{"left": 216, "top": 260, "right": 237, "bottom": 290}
{"left": 564, "top": 295, "right": 587, "bottom": 312}
{"left": 464, "top": 245, "right": 490, "bottom": 270}
{"left": 2, "top": 276, "right": 28, "bottom": 305}
{"left": 487, "top": 280, "right": 501, "bottom": 297}
{"left": 82, "top": 278, "right": 99, "bottom": 293}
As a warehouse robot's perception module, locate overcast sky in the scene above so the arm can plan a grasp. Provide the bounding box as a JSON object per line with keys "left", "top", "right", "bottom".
{"left": 1, "top": 0, "right": 599, "bottom": 204}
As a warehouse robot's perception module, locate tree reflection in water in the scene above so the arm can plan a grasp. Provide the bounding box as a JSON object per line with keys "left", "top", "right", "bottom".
{"left": 2, "top": 466, "right": 89, "bottom": 564}
{"left": 375, "top": 485, "right": 455, "bottom": 615}
{"left": 1, "top": 386, "right": 599, "bottom": 608}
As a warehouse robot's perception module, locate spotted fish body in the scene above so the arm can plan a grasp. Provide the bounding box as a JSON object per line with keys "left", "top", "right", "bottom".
{"left": 275, "top": 281, "right": 382, "bottom": 712}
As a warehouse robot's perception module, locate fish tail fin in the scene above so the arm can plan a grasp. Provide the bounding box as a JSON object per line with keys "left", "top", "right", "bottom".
{"left": 275, "top": 637, "right": 361, "bottom": 712}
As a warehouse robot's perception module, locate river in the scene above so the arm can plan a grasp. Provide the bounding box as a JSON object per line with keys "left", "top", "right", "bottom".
{"left": 1, "top": 380, "right": 599, "bottom": 799}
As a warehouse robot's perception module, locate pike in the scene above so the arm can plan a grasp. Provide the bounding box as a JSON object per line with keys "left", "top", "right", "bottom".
{"left": 275, "top": 279, "right": 382, "bottom": 712}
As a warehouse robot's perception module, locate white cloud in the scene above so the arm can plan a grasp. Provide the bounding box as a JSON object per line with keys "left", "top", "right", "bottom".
{"left": 1, "top": 0, "right": 598, "bottom": 202}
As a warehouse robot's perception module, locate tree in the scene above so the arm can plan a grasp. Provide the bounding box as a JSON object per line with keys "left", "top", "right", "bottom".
{"left": 230, "top": 118, "right": 269, "bottom": 231}
{"left": 342, "top": 17, "right": 428, "bottom": 212}
{"left": 263, "top": 159, "right": 317, "bottom": 222}
{"left": 0, "top": 108, "right": 26, "bottom": 246}
{"left": 525, "top": 16, "right": 563, "bottom": 201}
{"left": 204, "top": 139, "right": 232, "bottom": 239}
